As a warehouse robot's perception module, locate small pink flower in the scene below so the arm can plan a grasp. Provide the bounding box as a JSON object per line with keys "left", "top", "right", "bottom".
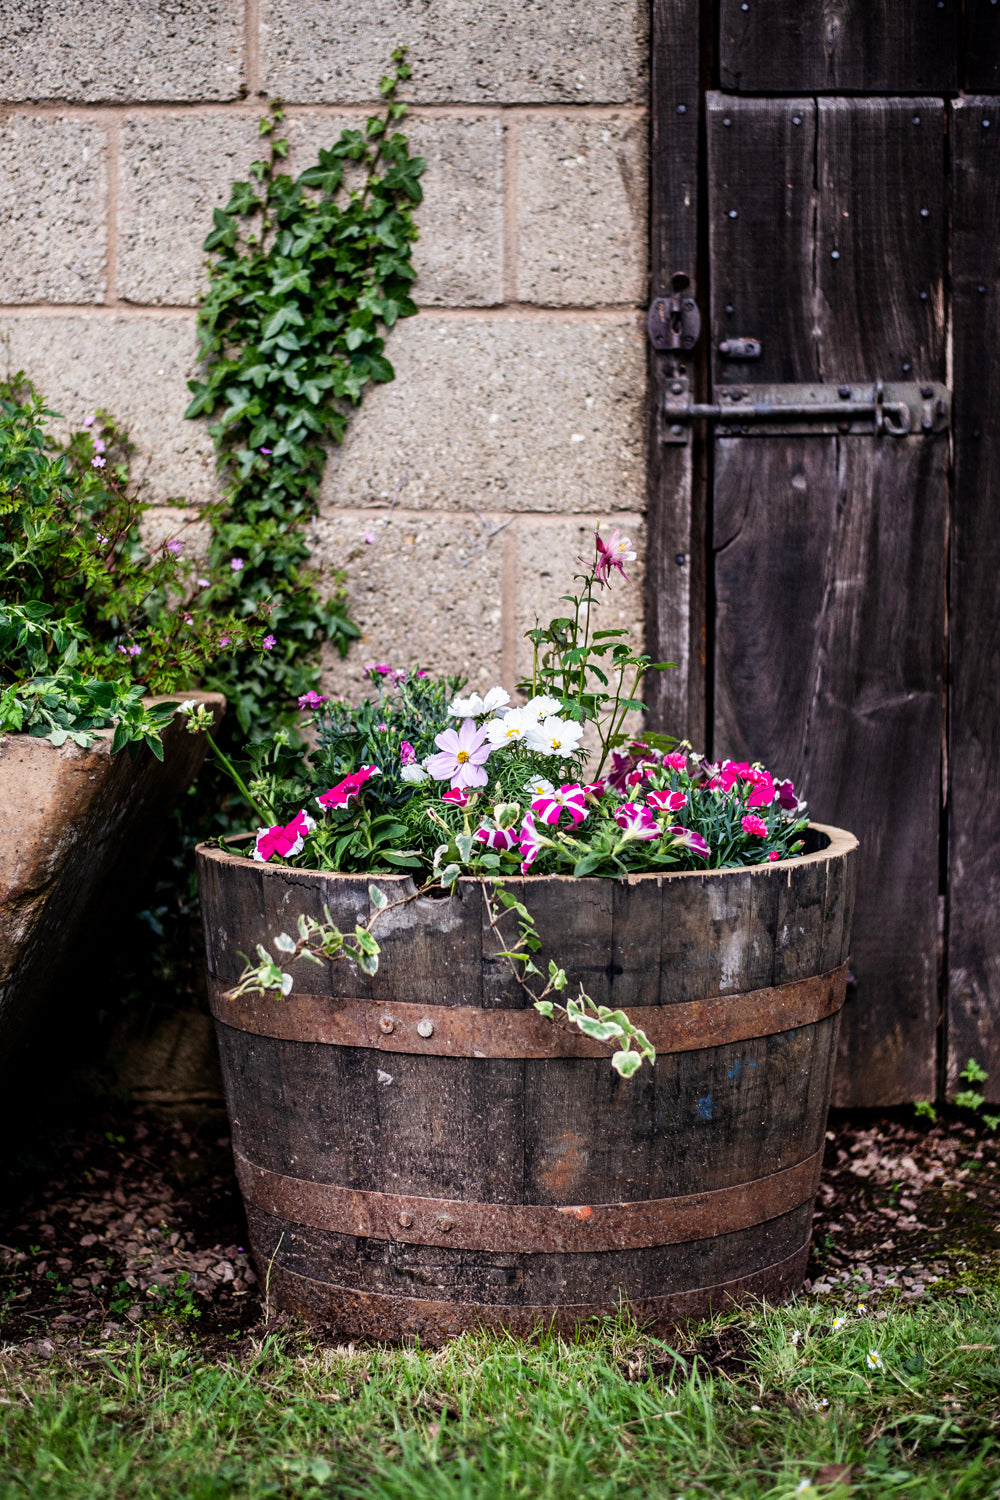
{"left": 741, "top": 814, "right": 768, "bottom": 838}
{"left": 400, "top": 741, "right": 417, "bottom": 766}
{"left": 426, "top": 718, "right": 492, "bottom": 791}
{"left": 91, "top": 456, "right": 105, "bottom": 468}
{"left": 530, "top": 783, "right": 589, "bottom": 828}
{"left": 363, "top": 529, "right": 376, "bottom": 544}
{"left": 82, "top": 413, "right": 95, "bottom": 427}
{"left": 96, "top": 532, "right": 109, "bottom": 544}
{"left": 518, "top": 812, "right": 549, "bottom": 873}
{"left": 166, "top": 538, "right": 183, "bottom": 554}
{"left": 260, "top": 447, "right": 273, "bottom": 454}
{"left": 442, "top": 787, "right": 469, "bottom": 806}
{"left": 219, "top": 635, "right": 232, "bottom": 647}
{"left": 363, "top": 662, "right": 393, "bottom": 677}
{"left": 196, "top": 577, "right": 210, "bottom": 588}
{"left": 298, "top": 690, "right": 327, "bottom": 710}
{"left": 767, "top": 849, "right": 781, "bottom": 862}
{"left": 230, "top": 557, "right": 244, "bottom": 571}
{"left": 647, "top": 789, "right": 688, "bottom": 814}
{"left": 666, "top": 825, "right": 710, "bottom": 859}
{"left": 317, "top": 766, "right": 378, "bottom": 810}
{"left": 663, "top": 751, "right": 688, "bottom": 771}
{"left": 614, "top": 802, "right": 660, "bottom": 840}
{"left": 376, "top": 722, "right": 388, "bottom": 732}
{"left": 593, "top": 527, "right": 637, "bottom": 587}
{"left": 262, "top": 635, "right": 276, "bottom": 651}
{"left": 475, "top": 824, "right": 518, "bottom": 852}
{"left": 253, "top": 809, "right": 316, "bottom": 863}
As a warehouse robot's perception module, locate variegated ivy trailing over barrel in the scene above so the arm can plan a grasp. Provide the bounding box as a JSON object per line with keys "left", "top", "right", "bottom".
{"left": 185, "top": 49, "right": 423, "bottom": 735}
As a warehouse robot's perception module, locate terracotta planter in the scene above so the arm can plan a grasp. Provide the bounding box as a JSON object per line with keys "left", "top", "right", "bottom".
{"left": 0, "top": 693, "right": 224, "bottom": 1074}
{"left": 197, "top": 822, "right": 857, "bottom": 1342}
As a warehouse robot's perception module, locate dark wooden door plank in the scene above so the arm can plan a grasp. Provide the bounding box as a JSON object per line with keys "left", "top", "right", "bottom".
{"left": 965, "top": 4, "right": 1000, "bottom": 91}
{"left": 646, "top": 0, "right": 704, "bottom": 742}
{"left": 709, "top": 97, "right": 948, "bottom": 1105}
{"left": 947, "top": 98, "right": 1000, "bottom": 1100}
{"left": 719, "top": 0, "right": 958, "bottom": 94}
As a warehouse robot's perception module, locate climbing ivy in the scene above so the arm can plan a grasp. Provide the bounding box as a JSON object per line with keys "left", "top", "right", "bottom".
{"left": 185, "top": 49, "right": 423, "bottom": 734}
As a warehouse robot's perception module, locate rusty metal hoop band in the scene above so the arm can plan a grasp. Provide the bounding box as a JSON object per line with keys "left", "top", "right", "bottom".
{"left": 267, "top": 1242, "right": 812, "bottom": 1340}
{"left": 235, "top": 1147, "right": 823, "bottom": 1254}
{"left": 211, "top": 962, "right": 848, "bottom": 1060}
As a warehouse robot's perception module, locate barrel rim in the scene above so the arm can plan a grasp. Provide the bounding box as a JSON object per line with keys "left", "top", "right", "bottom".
{"left": 195, "top": 820, "right": 858, "bottom": 886}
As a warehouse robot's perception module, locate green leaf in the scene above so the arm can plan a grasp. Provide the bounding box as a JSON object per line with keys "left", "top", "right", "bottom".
{"left": 368, "top": 883, "right": 389, "bottom": 911}
{"left": 611, "top": 1050, "right": 642, "bottom": 1078}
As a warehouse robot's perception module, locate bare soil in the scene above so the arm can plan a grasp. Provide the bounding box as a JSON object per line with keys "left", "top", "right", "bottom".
{"left": 1, "top": 1102, "right": 997, "bottom": 1358}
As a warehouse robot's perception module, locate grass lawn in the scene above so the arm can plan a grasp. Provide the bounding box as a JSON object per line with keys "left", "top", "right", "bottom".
{"left": 2, "top": 1292, "right": 999, "bottom": 1500}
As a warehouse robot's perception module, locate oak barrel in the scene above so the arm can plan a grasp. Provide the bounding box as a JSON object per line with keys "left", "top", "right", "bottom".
{"left": 197, "top": 822, "right": 858, "bottom": 1342}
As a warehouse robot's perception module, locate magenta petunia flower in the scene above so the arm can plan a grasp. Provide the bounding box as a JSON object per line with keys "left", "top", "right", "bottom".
{"left": 253, "top": 809, "right": 316, "bottom": 863}
{"left": 426, "top": 717, "right": 492, "bottom": 790}
{"left": 647, "top": 789, "right": 688, "bottom": 814}
{"left": 518, "top": 812, "right": 549, "bottom": 873}
{"left": 614, "top": 802, "right": 660, "bottom": 840}
{"left": 317, "top": 766, "right": 378, "bottom": 810}
{"left": 741, "top": 813, "right": 768, "bottom": 838}
{"left": 775, "top": 778, "right": 798, "bottom": 811}
{"left": 474, "top": 824, "right": 518, "bottom": 852}
{"left": 442, "top": 787, "right": 469, "bottom": 806}
{"left": 530, "top": 784, "right": 588, "bottom": 828}
{"left": 666, "top": 825, "right": 710, "bottom": 859}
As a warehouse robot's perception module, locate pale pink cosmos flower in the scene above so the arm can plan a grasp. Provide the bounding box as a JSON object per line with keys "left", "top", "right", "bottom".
{"left": 614, "top": 802, "right": 660, "bottom": 840}
{"left": 741, "top": 813, "right": 768, "bottom": 838}
{"left": 426, "top": 717, "right": 492, "bottom": 790}
{"left": 530, "top": 784, "right": 589, "bottom": 828}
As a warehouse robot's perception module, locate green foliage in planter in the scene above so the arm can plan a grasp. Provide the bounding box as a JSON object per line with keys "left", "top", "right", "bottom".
{"left": 185, "top": 48, "right": 423, "bottom": 735}
{"left": 0, "top": 378, "right": 270, "bottom": 754}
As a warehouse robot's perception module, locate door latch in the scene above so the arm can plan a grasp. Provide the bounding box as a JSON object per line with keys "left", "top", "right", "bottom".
{"left": 660, "top": 377, "right": 951, "bottom": 443}
{"left": 647, "top": 274, "right": 701, "bottom": 353}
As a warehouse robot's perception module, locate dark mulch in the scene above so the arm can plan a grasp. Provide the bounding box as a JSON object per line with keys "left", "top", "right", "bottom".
{"left": 1, "top": 1098, "right": 997, "bottom": 1357}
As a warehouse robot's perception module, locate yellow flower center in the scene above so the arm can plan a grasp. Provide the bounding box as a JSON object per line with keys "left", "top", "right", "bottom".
{"left": 551, "top": 738, "right": 562, "bottom": 750}
{"left": 456, "top": 749, "right": 470, "bottom": 763}
{"left": 505, "top": 726, "right": 520, "bottom": 739}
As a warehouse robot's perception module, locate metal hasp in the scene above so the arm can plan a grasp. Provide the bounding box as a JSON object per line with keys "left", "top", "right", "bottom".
{"left": 648, "top": 273, "right": 702, "bottom": 352}
{"left": 660, "top": 377, "right": 952, "bottom": 444}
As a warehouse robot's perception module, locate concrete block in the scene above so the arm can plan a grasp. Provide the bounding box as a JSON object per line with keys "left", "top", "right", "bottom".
{"left": 512, "top": 515, "right": 645, "bottom": 680}
{"left": 319, "top": 314, "right": 647, "bottom": 514}
{"left": 517, "top": 116, "right": 648, "bottom": 306}
{"left": 0, "top": 116, "right": 107, "bottom": 303}
{"left": 0, "top": 1, "right": 245, "bottom": 102}
{"left": 118, "top": 116, "right": 261, "bottom": 306}
{"left": 0, "top": 313, "right": 217, "bottom": 504}
{"left": 316, "top": 510, "right": 504, "bottom": 699}
{"left": 281, "top": 113, "right": 504, "bottom": 307}
{"left": 261, "top": 0, "right": 647, "bottom": 104}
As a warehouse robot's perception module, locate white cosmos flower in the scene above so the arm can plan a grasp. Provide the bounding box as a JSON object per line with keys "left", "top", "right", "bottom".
{"left": 523, "top": 694, "right": 563, "bottom": 724}
{"left": 448, "top": 685, "right": 511, "bottom": 718}
{"left": 486, "top": 708, "right": 529, "bottom": 748}
{"left": 524, "top": 775, "right": 555, "bottom": 798}
{"left": 400, "top": 762, "right": 429, "bottom": 783}
{"left": 524, "top": 715, "right": 585, "bottom": 759}
{"left": 448, "top": 692, "right": 484, "bottom": 717}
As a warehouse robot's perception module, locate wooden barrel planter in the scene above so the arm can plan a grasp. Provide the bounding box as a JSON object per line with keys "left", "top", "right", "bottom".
{"left": 197, "top": 823, "right": 857, "bottom": 1343}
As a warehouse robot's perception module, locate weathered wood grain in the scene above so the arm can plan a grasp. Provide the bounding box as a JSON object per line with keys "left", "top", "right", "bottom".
{"left": 708, "top": 97, "right": 948, "bottom": 1106}
{"left": 198, "top": 838, "right": 856, "bottom": 1338}
{"left": 965, "top": 5, "right": 1000, "bottom": 91}
{"left": 646, "top": 0, "right": 705, "bottom": 743}
{"left": 947, "top": 98, "right": 1000, "bottom": 1100}
{"left": 719, "top": 0, "right": 958, "bottom": 94}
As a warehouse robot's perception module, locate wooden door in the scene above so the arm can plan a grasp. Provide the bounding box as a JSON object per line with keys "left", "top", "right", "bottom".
{"left": 648, "top": 2, "right": 1000, "bottom": 1105}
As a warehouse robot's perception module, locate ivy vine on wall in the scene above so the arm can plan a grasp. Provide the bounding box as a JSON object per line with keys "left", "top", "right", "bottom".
{"left": 185, "top": 49, "right": 423, "bottom": 734}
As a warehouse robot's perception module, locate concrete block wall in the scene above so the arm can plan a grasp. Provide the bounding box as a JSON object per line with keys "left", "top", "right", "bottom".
{"left": 0, "top": 1, "right": 650, "bottom": 701}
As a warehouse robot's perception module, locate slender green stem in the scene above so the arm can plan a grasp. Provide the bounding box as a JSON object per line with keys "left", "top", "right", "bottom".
{"left": 204, "top": 730, "right": 271, "bottom": 824}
